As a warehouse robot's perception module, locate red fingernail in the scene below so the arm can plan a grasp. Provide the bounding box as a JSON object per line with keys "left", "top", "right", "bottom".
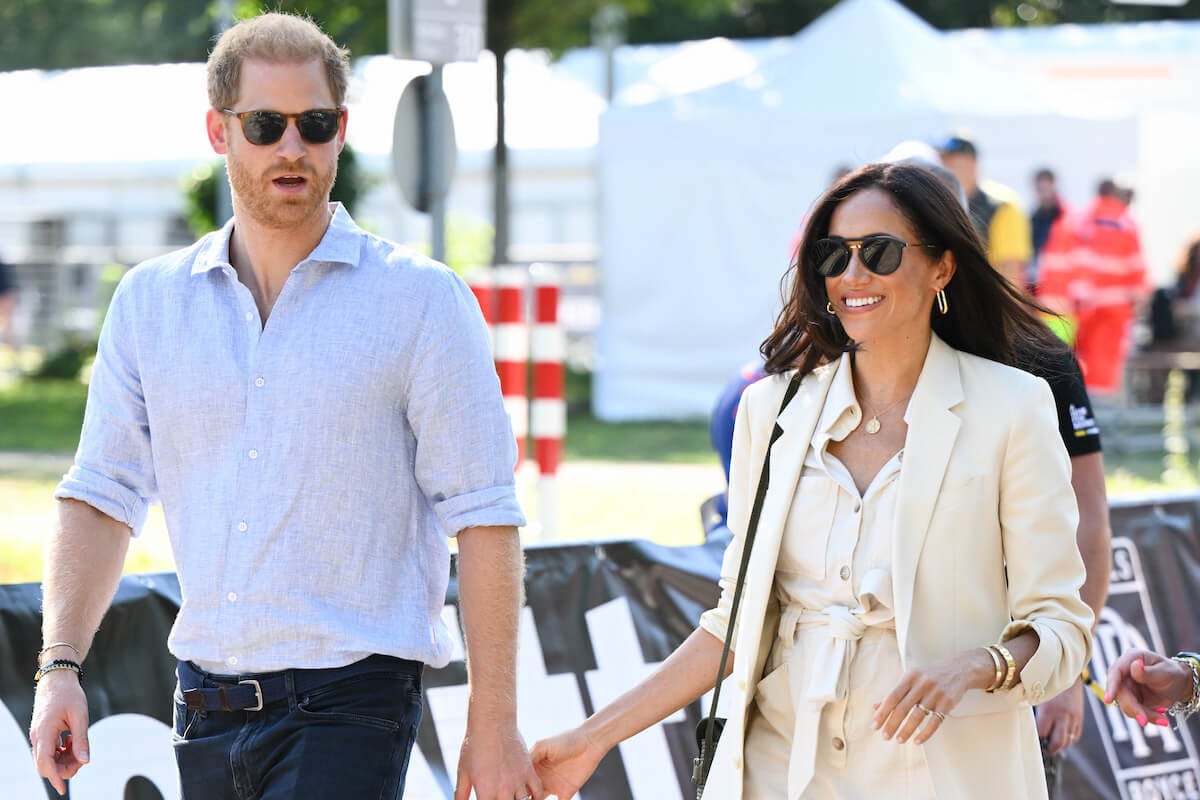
{"left": 1156, "top": 707, "right": 1168, "bottom": 713}
{"left": 1137, "top": 714, "right": 1147, "bottom": 726}
{"left": 1156, "top": 718, "right": 1170, "bottom": 727}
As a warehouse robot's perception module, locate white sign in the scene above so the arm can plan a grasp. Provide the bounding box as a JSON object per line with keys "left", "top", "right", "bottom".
{"left": 389, "top": 0, "right": 486, "bottom": 65}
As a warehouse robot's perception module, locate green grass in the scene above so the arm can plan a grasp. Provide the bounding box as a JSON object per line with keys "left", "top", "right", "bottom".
{"left": 0, "top": 379, "right": 86, "bottom": 452}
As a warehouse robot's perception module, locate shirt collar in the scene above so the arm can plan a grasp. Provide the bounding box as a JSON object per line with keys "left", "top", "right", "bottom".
{"left": 815, "top": 352, "right": 863, "bottom": 445}
{"left": 190, "top": 202, "right": 361, "bottom": 276}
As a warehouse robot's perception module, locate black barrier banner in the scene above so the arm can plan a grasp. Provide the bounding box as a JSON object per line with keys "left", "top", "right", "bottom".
{"left": 2, "top": 496, "right": 1200, "bottom": 799}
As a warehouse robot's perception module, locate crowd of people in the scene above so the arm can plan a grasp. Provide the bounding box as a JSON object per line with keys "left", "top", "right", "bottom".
{"left": 24, "top": 11, "right": 1200, "bottom": 800}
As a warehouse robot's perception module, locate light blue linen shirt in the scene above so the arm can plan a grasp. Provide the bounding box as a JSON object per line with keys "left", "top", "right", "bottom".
{"left": 56, "top": 204, "right": 525, "bottom": 673}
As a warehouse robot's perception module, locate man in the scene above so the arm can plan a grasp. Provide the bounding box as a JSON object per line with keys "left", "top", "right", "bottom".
{"left": 1031, "top": 167, "right": 1066, "bottom": 267}
{"left": 938, "top": 134, "right": 1034, "bottom": 290}
{"left": 29, "top": 13, "right": 542, "bottom": 800}
{"left": 1038, "top": 178, "right": 1149, "bottom": 398}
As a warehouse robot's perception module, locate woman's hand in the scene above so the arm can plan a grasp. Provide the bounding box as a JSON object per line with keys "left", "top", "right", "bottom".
{"left": 873, "top": 648, "right": 992, "bottom": 745}
{"left": 530, "top": 727, "right": 607, "bottom": 800}
{"left": 1105, "top": 649, "right": 1193, "bottom": 727}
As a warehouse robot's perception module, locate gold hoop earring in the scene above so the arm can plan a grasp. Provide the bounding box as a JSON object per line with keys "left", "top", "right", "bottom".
{"left": 935, "top": 288, "right": 949, "bottom": 315}
{"left": 827, "top": 301, "right": 836, "bottom": 315}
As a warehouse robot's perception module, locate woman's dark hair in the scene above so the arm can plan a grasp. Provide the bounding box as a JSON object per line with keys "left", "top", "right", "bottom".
{"left": 761, "top": 161, "right": 1067, "bottom": 377}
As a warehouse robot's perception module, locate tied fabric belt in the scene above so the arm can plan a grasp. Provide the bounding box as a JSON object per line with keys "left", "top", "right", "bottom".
{"left": 778, "top": 567, "right": 896, "bottom": 704}
{"left": 179, "top": 654, "right": 422, "bottom": 712}
{"left": 775, "top": 568, "right": 895, "bottom": 800}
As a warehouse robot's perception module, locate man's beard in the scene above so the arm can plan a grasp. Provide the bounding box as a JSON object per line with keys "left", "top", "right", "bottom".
{"left": 227, "top": 155, "right": 338, "bottom": 230}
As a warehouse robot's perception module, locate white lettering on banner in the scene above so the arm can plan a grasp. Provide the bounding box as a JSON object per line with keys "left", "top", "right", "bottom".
{"left": 1086, "top": 537, "right": 1200, "bottom": 800}
{"left": 67, "top": 714, "right": 179, "bottom": 800}
{"left": 0, "top": 699, "right": 50, "bottom": 798}
{"left": 425, "top": 606, "right": 589, "bottom": 798}
{"left": 584, "top": 598, "right": 687, "bottom": 800}
{"left": 0, "top": 701, "right": 179, "bottom": 799}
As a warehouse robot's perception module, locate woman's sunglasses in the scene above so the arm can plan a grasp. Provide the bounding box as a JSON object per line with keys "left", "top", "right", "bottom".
{"left": 811, "top": 235, "right": 938, "bottom": 277}
{"left": 221, "top": 107, "right": 344, "bottom": 146}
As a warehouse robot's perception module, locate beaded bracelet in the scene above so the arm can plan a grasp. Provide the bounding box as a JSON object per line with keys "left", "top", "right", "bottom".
{"left": 34, "top": 659, "right": 83, "bottom": 683}
{"left": 1167, "top": 654, "right": 1200, "bottom": 718}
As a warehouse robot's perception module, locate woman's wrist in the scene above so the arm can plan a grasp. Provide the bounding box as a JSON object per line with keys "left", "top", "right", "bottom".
{"left": 970, "top": 647, "right": 1000, "bottom": 691}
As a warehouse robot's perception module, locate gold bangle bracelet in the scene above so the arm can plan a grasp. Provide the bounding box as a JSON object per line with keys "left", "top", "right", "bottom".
{"left": 984, "top": 646, "right": 1005, "bottom": 693}
{"left": 37, "top": 641, "right": 81, "bottom": 662}
{"left": 995, "top": 643, "right": 1018, "bottom": 691}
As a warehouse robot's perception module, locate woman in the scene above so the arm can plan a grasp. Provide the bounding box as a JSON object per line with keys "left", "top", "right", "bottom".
{"left": 531, "top": 162, "right": 1093, "bottom": 799}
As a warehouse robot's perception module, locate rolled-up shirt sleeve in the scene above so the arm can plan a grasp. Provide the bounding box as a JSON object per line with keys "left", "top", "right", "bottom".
{"left": 403, "top": 270, "right": 526, "bottom": 536}
{"left": 55, "top": 276, "right": 158, "bottom": 534}
{"left": 997, "top": 377, "right": 1094, "bottom": 705}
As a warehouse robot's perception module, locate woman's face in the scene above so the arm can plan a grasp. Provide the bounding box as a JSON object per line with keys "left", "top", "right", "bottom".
{"left": 822, "top": 188, "right": 951, "bottom": 351}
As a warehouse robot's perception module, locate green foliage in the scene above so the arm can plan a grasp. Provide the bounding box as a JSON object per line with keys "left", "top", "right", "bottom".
{"left": 180, "top": 142, "right": 365, "bottom": 237}
{"left": 7, "top": 1, "right": 1200, "bottom": 72}
{"left": 0, "top": 379, "right": 88, "bottom": 451}
{"left": 29, "top": 343, "right": 97, "bottom": 382}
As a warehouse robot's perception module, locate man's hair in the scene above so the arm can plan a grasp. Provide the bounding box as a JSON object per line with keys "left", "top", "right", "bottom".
{"left": 207, "top": 12, "right": 351, "bottom": 110}
{"left": 1034, "top": 168, "right": 1055, "bottom": 183}
{"left": 1097, "top": 178, "right": 1119, "bottom": 198}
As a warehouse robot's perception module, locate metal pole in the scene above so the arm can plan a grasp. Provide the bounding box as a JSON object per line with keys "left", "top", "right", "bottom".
{"left": 426, "top": 64, "right": 447, "bottom": 264}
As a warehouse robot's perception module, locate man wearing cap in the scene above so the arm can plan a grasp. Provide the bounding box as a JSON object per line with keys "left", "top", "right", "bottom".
{"left": 939, "top": 135, "right": 1034, "bottom": 291}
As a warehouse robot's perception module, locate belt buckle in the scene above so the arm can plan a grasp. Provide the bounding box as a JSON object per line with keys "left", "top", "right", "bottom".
{"left": 239, "top": 679, "right": 264, "bottom": 711}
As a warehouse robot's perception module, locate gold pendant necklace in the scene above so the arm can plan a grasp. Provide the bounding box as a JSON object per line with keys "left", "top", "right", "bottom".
{"left": 863, "top": 393, "right": 911, "bottom": 435}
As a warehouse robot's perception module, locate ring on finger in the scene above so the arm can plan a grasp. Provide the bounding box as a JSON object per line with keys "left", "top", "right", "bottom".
{"left": 916, "top": 703, "right": 931, "bottom": 715}
{"left": 918, "top": 703, "right": 945, "bottom": 722}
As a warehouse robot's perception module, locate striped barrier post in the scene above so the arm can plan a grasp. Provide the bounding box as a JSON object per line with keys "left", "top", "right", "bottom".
{"left": 530, "top": 263, "right": 566, "bottom": 539}
{"left": 493, "top": 265, "right": 529, "bottom": 465}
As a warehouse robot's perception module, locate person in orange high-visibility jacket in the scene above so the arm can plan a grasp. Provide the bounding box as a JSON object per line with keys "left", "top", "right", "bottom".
{"left": 1037, "top": 179, "right": 1149, "bottom": 396}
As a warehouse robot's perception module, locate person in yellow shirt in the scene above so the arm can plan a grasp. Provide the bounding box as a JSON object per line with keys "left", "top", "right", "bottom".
{"left": 938, "top": 135, "right": 1033, "bottom": 292}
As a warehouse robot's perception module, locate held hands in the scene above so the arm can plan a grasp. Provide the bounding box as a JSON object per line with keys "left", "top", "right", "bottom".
{"left": 29, "top": 670, "right": 90, "bottom": 796}
{"left": 1037, "top": 678, "right": 1085, "bottom": 755}
{"left": 530, "top": 726, "right": 608, "bottom": 800}
{"left": 455, "top": 720, "right": 545, "bottom": 800}
{"left": 873, "top": 649, "right": 989, "bottom": 745}
{"left": 1104, "top": 648, "right": 1191, "bottom": 728}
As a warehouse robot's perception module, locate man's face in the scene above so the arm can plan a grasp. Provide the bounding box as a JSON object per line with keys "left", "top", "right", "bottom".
{"left": 939, "top": 151, "right": 976, "bottom": 193}
{"left": 1035, "top": 176, "right": 1056, "bottom": 205}
{"left": 215, "top": 58, "right": 344, "bottom": 230}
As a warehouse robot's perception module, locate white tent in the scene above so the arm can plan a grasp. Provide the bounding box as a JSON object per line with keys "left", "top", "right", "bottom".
{"left": 594, "top": 0, "right": 1138, "bottom": 420}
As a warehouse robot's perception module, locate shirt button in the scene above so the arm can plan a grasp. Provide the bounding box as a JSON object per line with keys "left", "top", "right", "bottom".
{"left": 832, "top": 737, "right": 845, "bottom": 751}
{"left": 227, "top": 592, "right": 238, "bottom": 602}
{"left": 227, "top": 656, "right": 238, "bottom": 667}
{"left": 853, "top": 502, "right": 861, "bottom": 513}
{"left": 244, "top": 311, "right": 253, "bottom": 322}
{"left": 248, "top": 449, "right": 259, "bottom": 460}
{"left": 237, "top": 521, "right": 247, "bottom": 532}
{"left": 839, "top": 565, "right": 851, "bottom": 581}
{"left": 254, "top": 377, "right": 265, "bottom": 388}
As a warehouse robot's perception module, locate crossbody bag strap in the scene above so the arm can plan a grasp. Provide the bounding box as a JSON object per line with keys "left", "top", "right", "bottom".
{"left": 696, "top": 371, "right": 802, "bottom": 785}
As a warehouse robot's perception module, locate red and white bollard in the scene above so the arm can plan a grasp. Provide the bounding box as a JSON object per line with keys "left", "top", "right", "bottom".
{"left": 492, "top": 265, "right": 529, "bottom": 465}
{"left": 466, "top": 264, "right": 566, "bottom": 540}
{"left": 530, "top": 263, "right": 565, "bottom": 539}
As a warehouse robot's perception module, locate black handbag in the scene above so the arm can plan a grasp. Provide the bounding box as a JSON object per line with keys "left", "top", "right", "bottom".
{"left": 693, "top": 373, "right": 801, "bottom": 799}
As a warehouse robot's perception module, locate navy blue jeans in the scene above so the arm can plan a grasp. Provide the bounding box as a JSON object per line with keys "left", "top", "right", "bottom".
{"left": 172, "top": 655, "right": 423, "bottom": 800}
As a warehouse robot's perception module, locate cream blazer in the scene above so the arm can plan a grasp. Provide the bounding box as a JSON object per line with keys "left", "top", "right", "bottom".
{"left": 700, "top": 334, "right": 1094, "bottom": 800}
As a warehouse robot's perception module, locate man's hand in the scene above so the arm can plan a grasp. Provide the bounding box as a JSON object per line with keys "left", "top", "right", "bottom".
{"left": 1037, "top": 678, "right": 1085, "bottom": 755}
{"left": 29, "top": 670, "right": 90, "bottom": 796}
{"left": 455, "top": 720, "right": 544, "bottom": 800}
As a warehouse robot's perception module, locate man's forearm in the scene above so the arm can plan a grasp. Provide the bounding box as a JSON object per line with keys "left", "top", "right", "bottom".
{"left": 455, "top": 526, "right": 522, "bottom": 724}
{"left": 41, "top": 499, "right": 132, "bottom": 659}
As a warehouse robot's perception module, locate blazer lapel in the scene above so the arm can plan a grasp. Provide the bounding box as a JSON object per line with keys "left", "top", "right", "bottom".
{"left": 892, "top": 335, "right": 963, "bottom": 653}
{"left": 734, "top": 360, "right": 840, "bottom": 687}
